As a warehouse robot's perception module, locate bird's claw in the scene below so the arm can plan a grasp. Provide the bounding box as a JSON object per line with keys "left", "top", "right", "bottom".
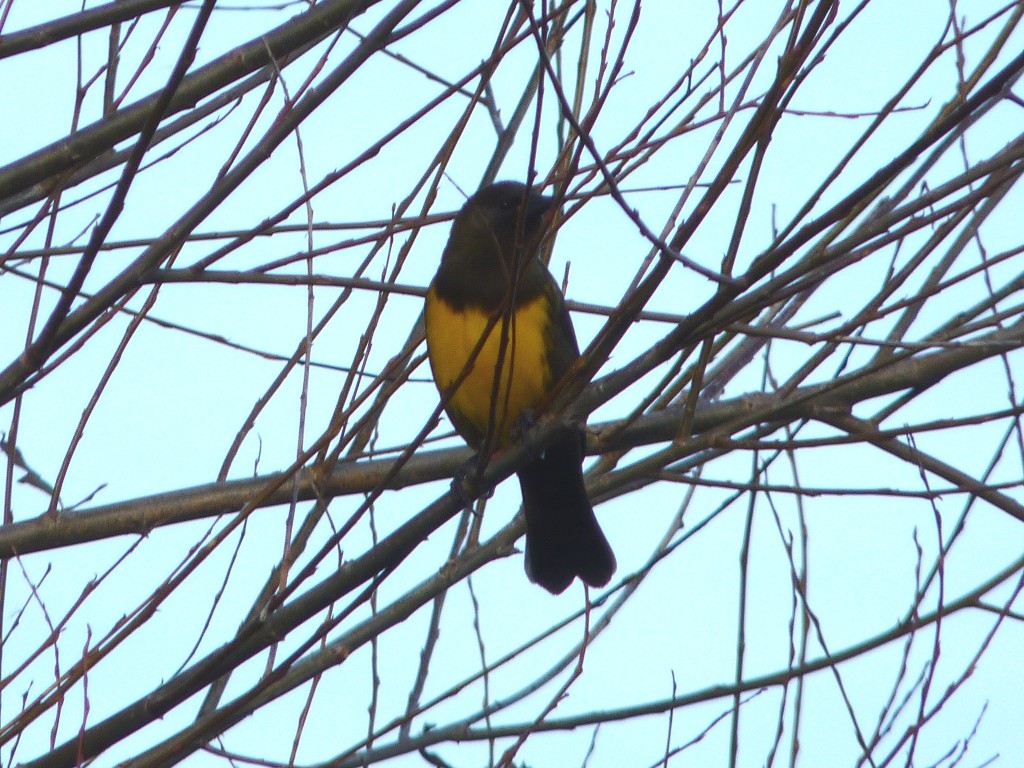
{"left": 451, "top": 462, "right": 493, "bottom": 515}
{"left": 512, "top": 409, "right": 542, "bottom": 460}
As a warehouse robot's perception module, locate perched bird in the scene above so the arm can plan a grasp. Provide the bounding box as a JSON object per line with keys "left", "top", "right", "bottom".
{"left": 424, "top": 181, "right": 616, "bottom": 594}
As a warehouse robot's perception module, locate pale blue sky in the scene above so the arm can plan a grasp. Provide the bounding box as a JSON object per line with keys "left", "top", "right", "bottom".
{"left": 2, "top": 1, "right": 1023, "bottom": 766}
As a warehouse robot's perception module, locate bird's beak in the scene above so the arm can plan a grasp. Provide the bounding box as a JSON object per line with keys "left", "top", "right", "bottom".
{"left": 527, "top": 191, "right": 556, "bottom": 222}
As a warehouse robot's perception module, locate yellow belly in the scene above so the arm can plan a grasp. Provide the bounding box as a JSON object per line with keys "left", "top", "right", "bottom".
{"left": 425, "top": 287, "right": 551, "bottom": 446}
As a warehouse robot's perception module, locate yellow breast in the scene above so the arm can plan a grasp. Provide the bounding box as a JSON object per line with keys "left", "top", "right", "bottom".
{"left": 425, "top": 286, "right": 551, "bottom": 446}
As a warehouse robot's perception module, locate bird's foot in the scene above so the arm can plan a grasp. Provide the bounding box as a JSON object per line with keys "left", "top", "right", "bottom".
{"left": 512, "top": 409, "right": 542, "bottom": 460}
{"left": 451, "top": 461, "right": 493, "bottom": 516}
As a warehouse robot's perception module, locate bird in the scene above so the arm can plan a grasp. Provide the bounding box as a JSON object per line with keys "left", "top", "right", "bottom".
{"left": 423, "top": 180, "right": 616, "bottom": 594}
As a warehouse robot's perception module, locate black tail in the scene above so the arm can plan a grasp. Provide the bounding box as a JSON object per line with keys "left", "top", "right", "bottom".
{"left": 517, "top": 432, "right": 616, "bottom": 594}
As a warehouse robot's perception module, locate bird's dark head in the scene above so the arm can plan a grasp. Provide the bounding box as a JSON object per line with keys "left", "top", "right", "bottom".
{"left": 447, "top": 181, "right": 555, "bottom": 270}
